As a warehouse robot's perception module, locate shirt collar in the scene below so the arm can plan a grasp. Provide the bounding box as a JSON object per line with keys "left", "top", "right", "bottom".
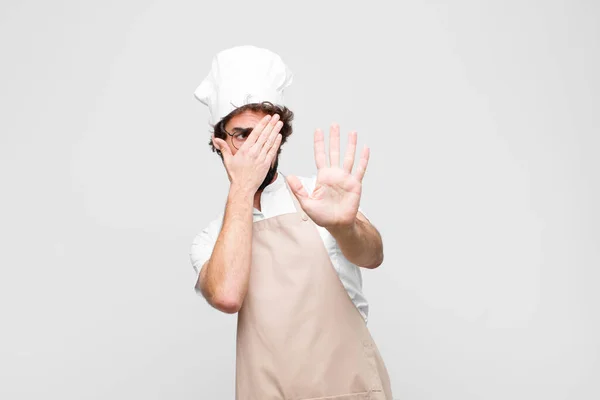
{"left": 262, "top": 171, "right": 286, "bottom": 193}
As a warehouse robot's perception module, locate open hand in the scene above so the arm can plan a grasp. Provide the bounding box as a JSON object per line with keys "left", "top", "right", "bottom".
{"left": 286, "top": 123, "right": 369, "bottom": 229}
{"left": 212, "top": 114, "right": 283, "bottom": 193}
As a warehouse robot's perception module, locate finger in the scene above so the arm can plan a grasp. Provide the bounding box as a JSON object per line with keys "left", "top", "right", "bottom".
{"left": 239, "top": 114, "right": 271, "bottom": 150}
{"left": 329, "top": 123, "right": 340, "bottom": 167}
{"left": 259, "top": 120, "right": 283, "bottom": 161}
{"left": 252, "top": 113, "right": 280, "bottom": 151}
{"left": 265, "top": 133, "right": 282, "bottom": 163}
{"left": 212, "top": 136, "right": 232, "bottom": 160}
{"left": 343, "top": 131, "right": 357, "bottom": 173}
{"left": 286, "top": 174, "right": 309, "bottom": 202}
{"left": 353, "top": 146, "right": 370, "bottom": 182}
{"left": 314, "top": 129, "right": 326, "bottom": 169}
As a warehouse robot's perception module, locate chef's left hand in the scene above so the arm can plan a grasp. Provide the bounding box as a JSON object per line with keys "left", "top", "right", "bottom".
{"left": 287, "top": 124, "right": 369, "bottom": 230}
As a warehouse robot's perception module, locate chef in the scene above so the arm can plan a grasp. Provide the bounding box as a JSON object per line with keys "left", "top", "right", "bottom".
{"left": 189, "top": 45, "right": 393, "bottom": 399}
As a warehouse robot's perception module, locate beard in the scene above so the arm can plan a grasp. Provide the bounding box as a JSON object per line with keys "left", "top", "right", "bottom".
{"left": 257, "top": 156, "right": 279, "bottom": 192}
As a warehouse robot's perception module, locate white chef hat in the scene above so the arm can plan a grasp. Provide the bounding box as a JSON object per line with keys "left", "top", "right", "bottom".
{"left": 194, "top": 45, "right": 293, "bottom": 125}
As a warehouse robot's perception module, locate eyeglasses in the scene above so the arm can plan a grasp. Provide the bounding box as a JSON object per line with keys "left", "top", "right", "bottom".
{"left": 222, "top": 126, "right": 253, "bottom": 150}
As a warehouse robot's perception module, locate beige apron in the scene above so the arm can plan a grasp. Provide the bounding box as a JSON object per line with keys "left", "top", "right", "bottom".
{"left": 236, "top": 176, "right": 393, "bottom": 400}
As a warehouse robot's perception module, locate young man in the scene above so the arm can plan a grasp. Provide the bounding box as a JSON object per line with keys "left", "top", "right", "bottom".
{"left": 190, "top": 45, "right": 393, "bottom": 399}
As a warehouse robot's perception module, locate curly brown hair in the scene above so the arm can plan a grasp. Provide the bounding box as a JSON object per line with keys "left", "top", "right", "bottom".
{"left": 209, "top": 101, "right": 294, "bottom": 159}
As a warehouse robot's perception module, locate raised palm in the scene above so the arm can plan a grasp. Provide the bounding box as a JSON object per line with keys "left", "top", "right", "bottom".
{"left": 287, "top": 124, "right": 370, "bottom": 229}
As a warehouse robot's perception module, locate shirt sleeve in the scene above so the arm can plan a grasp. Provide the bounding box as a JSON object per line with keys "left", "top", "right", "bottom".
{"left": 189, "top": 224, "right": 218, "bottom": 296}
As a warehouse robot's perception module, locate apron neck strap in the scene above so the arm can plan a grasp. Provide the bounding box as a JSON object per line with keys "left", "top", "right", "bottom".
{"left": 280, "top": 173, "right": 302, "bottom": 213}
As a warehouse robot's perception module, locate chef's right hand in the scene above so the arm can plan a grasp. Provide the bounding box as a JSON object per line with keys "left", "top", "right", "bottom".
{"left": 212, "top": 114, "right": 283, "bottom": 194}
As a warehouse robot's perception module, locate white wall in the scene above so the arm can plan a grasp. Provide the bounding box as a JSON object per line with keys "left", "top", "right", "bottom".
{"left": 1, "top": 1, "right": 598, "bottom": 399}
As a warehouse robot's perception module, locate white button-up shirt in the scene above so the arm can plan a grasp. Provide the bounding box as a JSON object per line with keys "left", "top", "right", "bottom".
{"left": 189, "top": 172, "right": 370, "bottom": 322}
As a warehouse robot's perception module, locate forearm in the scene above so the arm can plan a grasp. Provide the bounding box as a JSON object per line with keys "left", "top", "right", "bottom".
{"left": 327, "top": 216, "right": 384, "bottom": 269}
{"left": 198, "top": 185, "right": 254, "bottom": 313}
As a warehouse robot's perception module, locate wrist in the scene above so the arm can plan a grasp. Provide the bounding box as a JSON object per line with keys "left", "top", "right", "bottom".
{"left": 326, "top": 218, "right": 359, "bottom": 240}
{"left": 228, "top": 183, "right": 255, "bottom": 203}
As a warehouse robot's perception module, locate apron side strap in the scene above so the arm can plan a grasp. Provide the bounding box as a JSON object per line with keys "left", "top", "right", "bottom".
{"left": 281, "top": 173, "right": 303, "bottom": 214}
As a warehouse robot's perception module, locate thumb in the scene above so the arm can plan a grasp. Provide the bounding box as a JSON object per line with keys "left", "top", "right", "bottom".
{"left": 286, "top": 175, "right": 310, "bottom": 204}
{"left": 212, "top": 136, "right": 232, "bottom": 160}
